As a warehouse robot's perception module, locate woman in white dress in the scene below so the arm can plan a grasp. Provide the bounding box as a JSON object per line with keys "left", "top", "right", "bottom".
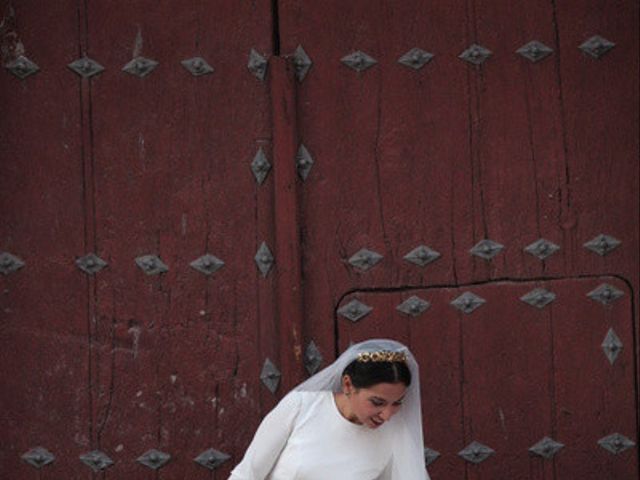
{"left": 228, "top": 339, "right": 431, "bottom": 480}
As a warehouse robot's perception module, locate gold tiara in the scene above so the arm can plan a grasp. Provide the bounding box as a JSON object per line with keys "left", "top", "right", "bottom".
{"left": 356, "top": 350, "right": 407, "bottom": 363}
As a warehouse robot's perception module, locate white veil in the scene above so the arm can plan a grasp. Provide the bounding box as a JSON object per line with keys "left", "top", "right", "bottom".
{"left": 295, "top": 339, "right": 430, "bottom": 480}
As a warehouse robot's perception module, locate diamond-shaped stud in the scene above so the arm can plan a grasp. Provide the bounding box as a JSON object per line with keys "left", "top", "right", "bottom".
{"left": 459, "top": 44, "right": 492, "bottom": 65}
{"left": 601, "top": 328, "right": 623, "bottom": 365}
{"left": 260, "top": 358, "right": 281, "bottom": 393}
{"left": 135, "top": 255, "right": 168, "bottom": 275}
{"left": 348, "top": 248, "right": 383, "bottom": 271}
{"left": 251, "top": 148, "right": 271, "bottom": 184}
{"left": 403, "top": 245, "right": 441, "bottom": 267}
{"left": 579, "top": 35, "right": 615, "bottom": 59}
{"left": 597, "top": 433, "right": 635, "bottom": 455}
{"left": 470, "top": 239, "right": 504, "bottom": 260}
{"left": 79, "top": 450, "right": 114, "bottom": 471}
{"left": 137, "top": 449, "right": 171, "bottom": 469}
{"left": 451, "top": 292, "right": 486, "bottom": 314}
{"left": 338, "top": 299, "right": 373, "bottom": 322}
{"left": 255, "top": 242, "right": 274, "bottom": 277}
{"left": 458, "top": 441, "right": 495, "bottom": 464}
{"left": 194, "top": 448, "right": 230, "bottom": 470}
{"left": 5, "top": 55, "right": 40, "bottom": 79}
{"left": 296, "top": 144, "right": 314, "bottom": 181}
{"left": 122, "top": 56, "right": 159, "bottom": 77}
{"left": 76, "top": 253, "right": 107, "bottom": 275}
{"left": 22, "top": 447, "right": 55, "bottom": 469}
{"left": 516, "top": 41, "right": 553, "bottom": 62}
{"left": 583, "top": 234, "right": 621, "bottom": 256}
{"left": 68, "top": 57, "right": 105, "bottom": 78}
{"left": 248, "top": 48, "right": 268, "bottom": 80}
{"left": 529, "top": 436, "right": 564, "bottom": 459}
{"left": 524, "top": 238, "right": 560, "bottom": 260}
{"left": 304, "top": 340, "right": 323, "bottom": 375}
{"left": 424, "top": 446, "right": 441, "bottom": 467}
{"left": 398, "top": 48, "right": 434, "bottom": 70}
{"left": 190, "top": 254, "right": 224, "bottom": 276}
{"left": 587, "top": 283, "right": 624, "bottom": 305}
{"left": 181, "top": 57, "right": 214, "bottom": 76}
{"left": 341, "top": 50, "right": 377, "bottom": 72}
{"left": 292, "top": 45, "right": 312, "bottom": 82}
{"left": 396, "top": 296, "right": 431, "bottom": 317}
{"left": 520, "top": 288, "right": 556, "bottom": 309}
{"left": 0, "top": 252, "right": 25, "bottom": 275}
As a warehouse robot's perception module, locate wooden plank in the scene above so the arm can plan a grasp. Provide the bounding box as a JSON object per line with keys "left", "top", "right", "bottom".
{"left": 553, "top": 277, "right": 637, "bottom": 479}
{"left": 0, "top": 1, "right": 90, "bottom": 478}
{"left": 279, "top": 0, "right": 474, "bottom": 381}
{"left": 457, "top": 281, "right": 555, "bottom": 480}
{"left": 83, "top": 1, "right": 273, "bottom": 477}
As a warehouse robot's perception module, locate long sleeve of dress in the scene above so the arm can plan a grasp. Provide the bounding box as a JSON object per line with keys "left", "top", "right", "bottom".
{"left": 228, "top": 392, "right": 302, "bottom": 480}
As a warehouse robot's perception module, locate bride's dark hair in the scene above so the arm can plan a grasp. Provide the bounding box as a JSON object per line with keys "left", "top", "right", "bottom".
{"left": 342, "top": 359, "right": 411, "bottom": 389}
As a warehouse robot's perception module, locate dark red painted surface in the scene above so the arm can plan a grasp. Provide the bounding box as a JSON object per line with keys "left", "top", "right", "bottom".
{"left": 1, "top": 1, "right": 638, "bottom": 479}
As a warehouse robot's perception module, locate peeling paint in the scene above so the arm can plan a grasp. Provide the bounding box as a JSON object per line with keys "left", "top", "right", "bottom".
{"left": 128, "top": 326, "right": 141, "bottom": 359}
{"left": 0, "top": 6, "right": 25, "bottom": 63}
{"left": 132, "top": 26, "right": 143, "bottom": 57}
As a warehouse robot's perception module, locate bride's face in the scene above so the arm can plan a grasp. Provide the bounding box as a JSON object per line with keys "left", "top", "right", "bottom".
{"left": 347, "top": 381, "right": 407, "bottom": 429}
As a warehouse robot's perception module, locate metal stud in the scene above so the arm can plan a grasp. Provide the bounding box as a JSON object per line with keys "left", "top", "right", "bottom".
{"left": 292, "top": 45, "right": 312, "bottom": 82}
{"left": 396, "top": 296, "right": 431, "bottom": 317}
{"left": 22, "top": 447, "right": 55, "bottom": 469}
{"left": 260, "top": 358, "right": 281, "bottom": 393}
{"left": 190, "top": 254, "right": 224, "bottom": 276}
{"left": 248, "top": 48, "right": 268, "bottom": 81}
{"left": 601, "top": 328, "right": 623, "bottom": 365}
{"left": 451, "top": 292, "right": 486, "bottom": 314}
{"left": 68, "top": 57, "right": 105, "bottom": 78}
{"left": 304, "top": 340, "right": 323, "bottom": 375}
{"left": 583, "top": 234, "right": 621, "bottom": 256}
{"left": 135, "top": 255, "right": 169, "bottom": 275}
{"left": 470, "top": 239, "right": 504, "bottom": 260}
{"left": 122, "top": 56, "right": 159, "bottom": 77}
{"left": 137, "top": 449, "right": 171, "bottom": 470}
{"left": 79, "top": 450, "right": 114, "bottom": 471}
{"left": 458, "top": 441, "right": 495, "bottom": 464}
{"left": 5, "top": 55, "right": 40, "bottom": 79}
{"left": 251, "top": 148, "right": 272, "bottom": 185}
{"left": 341, "top": 50, "right": 377, "bottom": 72}
{"left": 338, "top": 299, "right": 373, "bottom": 322}
{"left": 403, "top": 245, "right": 441, "bottom": 267}
{"left": 529, "top": 436, "right": 564, "bottom": 459}
{"left": 424, "top": 447, "right": 441, "bottom": 467}
{"left": 254, "top": 242, "right": 274, "bottom": 277}
{"left": 398, "top": 48, "right": 434, "bottom": 70}
{"left": 587, "top": 283, "right": 624, "bottom": 305}
{"left": 524, "top": 238, "right": 560, "bottom": 260}
{"left": 76, "top": 253, "right": 107, "bottom": 275}
{"left": 516, "top": 41, "right": 553, "bottom": 62}
{"left": 459, "top": 44, "right": 492, "bottom": 65}
{"left": 194, "top": 448, "right": 230, "bottom": 470}
{"left": 348, "top": 248, "right": 383, "bottom": 271}
{"left": 597, "top": 433, "right": 635, "bottom": 455}
{"left": 0, "top": 252, "right": 25, "bottom": 275}
{"left": 520, "top": 288, "right": 556, "bottom": 309}
{"left": 579, "top": 35, "right": 615, "bottom": 59}
{"left": 181, "top": 56, "right": 214, "bottom": 76}
{"left": 296, "top": 144, "right": 314, "bottom": 181}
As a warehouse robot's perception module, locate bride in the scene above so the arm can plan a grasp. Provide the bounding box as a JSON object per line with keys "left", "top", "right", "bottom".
{"left": 228, "top": 338, "right": 430, "bottom": 480}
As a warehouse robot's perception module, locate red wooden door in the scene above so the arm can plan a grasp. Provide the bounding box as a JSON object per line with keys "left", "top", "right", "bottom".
{"left": 1, "top": 1, "right": 638, "bottom": 479}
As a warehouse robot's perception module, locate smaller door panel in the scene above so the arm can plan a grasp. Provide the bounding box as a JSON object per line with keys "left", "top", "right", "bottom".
{"left": 337, "top": 276, "right": 637, "bottom": 480}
